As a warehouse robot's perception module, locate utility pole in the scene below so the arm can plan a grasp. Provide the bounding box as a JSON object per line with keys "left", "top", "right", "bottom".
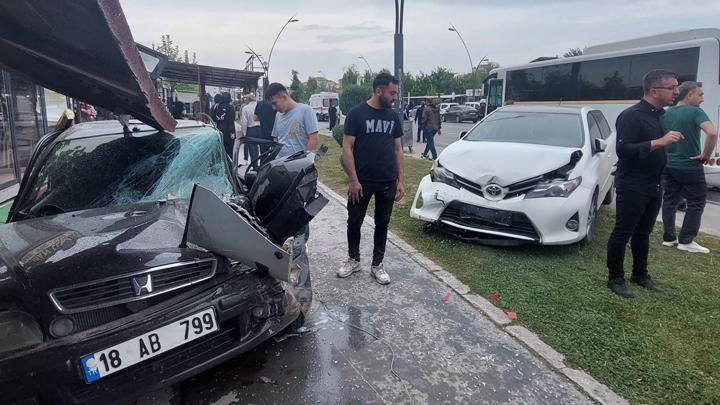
{"left": 394, "top": 0, "right": 405, "bottom": 113}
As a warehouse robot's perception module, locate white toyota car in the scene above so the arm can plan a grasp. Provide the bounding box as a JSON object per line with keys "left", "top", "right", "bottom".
{"left": 410, "top": 105, "right": 617, "bottom": 245}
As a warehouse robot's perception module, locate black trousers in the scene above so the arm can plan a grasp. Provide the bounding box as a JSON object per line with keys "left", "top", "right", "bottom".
{"left": 347, "top": 181, "right": 397, "bottom": 266}
{"left": 661, "top": 168, "right": 706, "bottom": 244}
{"left": 607, "top": 189, "right": 662, "bottom": 281}
{"left": 416, "top": 124, "right": 424, "bottom": 142}
{"left": 329, "top": 116, "right": 337, "bottom": 130}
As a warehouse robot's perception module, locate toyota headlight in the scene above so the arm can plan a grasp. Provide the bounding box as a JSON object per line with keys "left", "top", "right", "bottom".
{"left": 0, "top": 310, "right": 44, "bottom": 354}
{"left": 525, "top": 177, "right": 582, "bottom": 199}
{"left": 430, "top": 161, "right": 460, "bottom": 189}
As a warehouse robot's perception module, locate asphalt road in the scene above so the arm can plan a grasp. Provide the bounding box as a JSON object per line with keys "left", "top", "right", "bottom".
{"left": 137, "top": 193, "right": 591, "bottom": 405}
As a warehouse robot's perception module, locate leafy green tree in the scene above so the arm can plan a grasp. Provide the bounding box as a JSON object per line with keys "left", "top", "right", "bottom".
{"left": 290, "top": 70, "right": 304, "bottom": 102}
{"left": 340, "top": 84, "right": 370, "bottom": 114}
{"left": 340, "top": 65, "right": 361, "bottom": 88}
{"left": 305, "top": 77, "right": 320, "bottom": 98}
{"left": 563, "top": 48, "right": 584, "bottom": 57}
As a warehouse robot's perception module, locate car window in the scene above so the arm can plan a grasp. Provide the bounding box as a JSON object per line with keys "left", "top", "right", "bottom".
{"left": 590, "top": 111, "right": 612, "bottom": 139}
{"left": 464, "top": 111, "right": 584, "bottom": 148}
{"left": 19, "top": 129, "right": 234, "bottom": 216}
{"left": 588, "top": 113, "right": 602, "bottom": 141}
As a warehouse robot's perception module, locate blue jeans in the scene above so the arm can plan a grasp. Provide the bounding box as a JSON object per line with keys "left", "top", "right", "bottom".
{"left": 422, "top": 129, "right": 438, "bottom": 159}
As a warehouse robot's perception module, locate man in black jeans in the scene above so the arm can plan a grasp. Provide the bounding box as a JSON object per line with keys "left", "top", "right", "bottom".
{"left": 338, "top": 73, "right": 405, "bottom": 285}
{"left": 607, "top": 69, "right": 683, "bottom": 298}
{"left": 661, "top": 81, "right": 718, "bottom": 253}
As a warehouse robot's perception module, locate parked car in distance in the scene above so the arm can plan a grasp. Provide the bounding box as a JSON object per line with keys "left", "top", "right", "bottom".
{"left": 463, "top": 101, "right": 485, "bottom": 110}
{"left": 439, "top": 102, "right": 459, "bottom": 115}
{"left": 411, "top": 105, "right": 617, "bottom": 245}
{"left": 442, "top": 105, "right": 480, "bottom": 123}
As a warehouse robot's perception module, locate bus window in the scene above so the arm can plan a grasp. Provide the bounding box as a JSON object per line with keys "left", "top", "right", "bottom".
{"left": 487, "top": 78, "right": 503, "bottom": 114}
{"left": 578, "top": 57, "right": 631, "bottom": 100}
{"left": 627, "top": 47, "right": 700, "bottom": 97}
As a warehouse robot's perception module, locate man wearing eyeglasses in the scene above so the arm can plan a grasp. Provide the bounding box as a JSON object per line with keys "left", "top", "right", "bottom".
{"left": 606, "top": 69, "right": 683, "bottom": 299}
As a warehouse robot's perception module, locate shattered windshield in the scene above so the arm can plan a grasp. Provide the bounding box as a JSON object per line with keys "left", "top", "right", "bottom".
{"left": 464, "top": 111, "right": 584, "bottom": 148}
{"left": 21, "top": 128, "right": 234, "bottom": 215}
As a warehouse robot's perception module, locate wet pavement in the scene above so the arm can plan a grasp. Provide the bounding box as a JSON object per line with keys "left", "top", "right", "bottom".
{"left": 138, "top": 195, "right": 591, "bottom": 405}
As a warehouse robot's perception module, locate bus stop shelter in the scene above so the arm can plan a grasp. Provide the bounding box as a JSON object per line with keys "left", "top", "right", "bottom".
{"left": 160, "top": 61, "right": 264, "bottom": 115}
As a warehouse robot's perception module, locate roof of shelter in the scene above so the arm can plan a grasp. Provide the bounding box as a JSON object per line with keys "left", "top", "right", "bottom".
{"left": 161, "top": 61, "right": 263, "bottom": 88}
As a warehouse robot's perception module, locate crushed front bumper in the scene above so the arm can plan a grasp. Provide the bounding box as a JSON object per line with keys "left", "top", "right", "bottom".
{"left": 410, "top": 175, "right": 594, "bottom": 245}
{"left": 1, "top": 271, "right": 301, "bottom": 405}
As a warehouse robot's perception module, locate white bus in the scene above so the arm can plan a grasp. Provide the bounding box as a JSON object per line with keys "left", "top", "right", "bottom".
{"left": 308, "top": 92, "right": 340, "bottom": 121}
{"left": 484, "top": 29, "right": 720, "bottom": 181}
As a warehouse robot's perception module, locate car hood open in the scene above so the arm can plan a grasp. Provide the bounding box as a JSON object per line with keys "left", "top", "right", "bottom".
{"left": 440, "top": 140, "right": 578, "bottom": 186}
{"left": 0, "top": 0, "right": 175, "bottom": 131}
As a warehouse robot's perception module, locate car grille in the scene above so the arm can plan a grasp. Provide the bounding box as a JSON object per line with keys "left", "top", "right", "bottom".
{"left": 439, "top": 201, "right": 539, "bottom": 241}
{"left": 455, "top": 174, "right": 544, "bottom": 200}
{"left": 49, "top": 259, "right": 217, "bottom": 313}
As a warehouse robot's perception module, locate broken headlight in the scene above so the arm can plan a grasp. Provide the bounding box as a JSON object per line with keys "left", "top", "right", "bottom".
{"left": 430, "top": 161, "right": 460, "bottom": 189}
{"left": 525, "top": 177, "right": 582, "bottom": 199}
{"left": 0, "top": 310, "right": 44, "bottom": 354}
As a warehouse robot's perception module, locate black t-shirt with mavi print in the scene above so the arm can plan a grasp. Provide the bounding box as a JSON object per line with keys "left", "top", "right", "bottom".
{"left": 344, "top": 102, "right": 403, "bottom": 183}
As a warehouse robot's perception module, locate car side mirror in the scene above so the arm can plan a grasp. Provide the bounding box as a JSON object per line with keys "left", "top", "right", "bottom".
{"left": 460, "top": 131, "right": 468, "bottom": 138}
{"left": 594, "top": 138, "right": 607, "bottom": 153}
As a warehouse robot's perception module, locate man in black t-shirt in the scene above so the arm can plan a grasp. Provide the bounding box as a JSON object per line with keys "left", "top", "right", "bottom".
{"left": 253, "top": 95, "right": 277, "bottom": 155}
{"left": 337, "top": 73, "right": 405, "bottom": 285}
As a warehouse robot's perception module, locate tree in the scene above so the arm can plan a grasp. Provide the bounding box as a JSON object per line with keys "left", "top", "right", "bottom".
{"left": 563, "top": 48, "right": 584, "bottom": 57}
{"left": 290, "top": 70, "right": 304, "bottom": 102}
{"left": 305, "top": 77, "right": 320, "bottom": 98}
{"left": 340, "top": 65, "right": 361, "bottom": 88}
{"left": 340, "top": 85, "right": 371, "bottom": 114}
{"left": 183, "top": 50, "right": 189, "bottom": 63}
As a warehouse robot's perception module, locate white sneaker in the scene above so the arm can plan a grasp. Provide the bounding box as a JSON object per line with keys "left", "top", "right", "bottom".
{"left": 677, "top": 241, "right": 710, "bottom": 254}
{"left": 370, "top": 263, "right": 391, "bottom": 285}
{"left": 662, "top": 239, "right": 678, "bottom": 247}
{"left": 337, "top": 258, "right": 362, "bottom": 278}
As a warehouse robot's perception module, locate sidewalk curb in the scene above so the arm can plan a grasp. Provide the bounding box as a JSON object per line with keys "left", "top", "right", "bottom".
{"left": 316, "top": 181, "right": 628, "bottom": 405}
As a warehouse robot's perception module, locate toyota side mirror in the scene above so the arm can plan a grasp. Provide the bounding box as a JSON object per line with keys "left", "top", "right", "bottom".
{"left": 594, "top": 138, "right": 607, "bottom": 153}
{"left": 460, "top": 131, "right": 468, "bottom": 139}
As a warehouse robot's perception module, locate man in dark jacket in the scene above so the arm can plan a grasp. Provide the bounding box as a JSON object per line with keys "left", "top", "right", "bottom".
{"left": 415, "top": 101, "right": 425, "bottom": 142}
{"left": 606, "top": 69, "right": 683, "bottom": 298}
{"left": 211, "top": 93, "right": 236, "bottom": 156}
{"left": 328, "top": 104, "right": 338, "bottom": 130}
{"left": 420, "top": 100, "right": 441, "bottom": 160}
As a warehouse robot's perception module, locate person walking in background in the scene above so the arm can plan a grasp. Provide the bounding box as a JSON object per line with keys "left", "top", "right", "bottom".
{"left": 211, "top": 92, "right": 236, "bottom": 157}
{"left": 415, "top": 100, "right": 425, "bottom": 142}
{"left": 240, "top": 93, "right": 262, "bottom": 167}
{"left": 329, "top": 104, "right": 338, "bottom": 130}
{"left": 661, "top": 81, "right": 718, "bottom": 253}
{"left": 254, "top": 92, "right": 277, "bottom": 156}
{"left": 606, "top": 69, "right": 684, "bottom": 299}
{"left": 337, "top": 73, "right": 405, "bottom": 285}
{"left": 266, "top": 83, "right": 319, "bottom": 158}
{"left": 420, "top": 100, "right": 441, "bottom": 160}
{"left": 233, "top": 95, "right": 249, "bottom": 165}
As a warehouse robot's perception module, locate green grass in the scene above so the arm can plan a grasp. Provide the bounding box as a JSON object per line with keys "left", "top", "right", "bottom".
{"left": 315, "top": 139, "right": 720, "bottom": 405}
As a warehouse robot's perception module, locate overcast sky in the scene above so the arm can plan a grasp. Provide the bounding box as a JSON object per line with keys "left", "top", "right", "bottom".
{"left": 122, "top": 0, "right": 720, "bottom": 86}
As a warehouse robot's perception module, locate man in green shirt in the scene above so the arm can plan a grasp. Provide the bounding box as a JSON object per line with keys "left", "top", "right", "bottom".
{"left": 662, "top": 81, "right": 718, "bottom": 253}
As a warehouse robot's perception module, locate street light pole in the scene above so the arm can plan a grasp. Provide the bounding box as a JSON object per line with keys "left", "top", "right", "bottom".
{"left": 394, "top": 0, "right": 405, "bottom": 113}
{"left": 266, "top": 14, "right": 299, "bottom": 86}
{"left": 358, "top": 55, "right": 373, "bottom": 73}
{"left": 448, "top": 23, "right": 476, "bottom": 99}
{"left": 245, "top": 47, "right": 268, "bottom": 92}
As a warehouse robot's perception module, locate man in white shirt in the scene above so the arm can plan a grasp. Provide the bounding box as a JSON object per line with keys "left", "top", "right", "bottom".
{"left": 240, "top": 93, "right": 261, "bottom": 166}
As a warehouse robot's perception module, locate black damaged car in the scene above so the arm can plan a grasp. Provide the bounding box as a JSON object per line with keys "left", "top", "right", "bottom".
{"left": 0, "top": 2, "right": 328, "bottom": 403}
{"left": 0, "top": 119, "right": 326, "bottom": 404}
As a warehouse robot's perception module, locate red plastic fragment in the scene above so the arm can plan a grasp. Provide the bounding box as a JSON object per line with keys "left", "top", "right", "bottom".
{"left": 486, "top": 292, "right": 501, "bottom": 302}
{"left": 504, "top": 309, "right": 517, "bottom": 321}
{"left": 441, "top": 292, "right": 451, "bottom": 302}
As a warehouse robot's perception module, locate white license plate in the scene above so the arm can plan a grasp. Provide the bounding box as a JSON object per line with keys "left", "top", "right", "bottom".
{"left": 80, "top": 307, "right": 218, "bottom": 383}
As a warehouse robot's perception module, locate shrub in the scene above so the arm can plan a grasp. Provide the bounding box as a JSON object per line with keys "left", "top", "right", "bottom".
{"left": 339, "top": 84, "right": 370, "bottom": 115}
{"left": 331, "top": 124, "right": 344, "bottom": 146}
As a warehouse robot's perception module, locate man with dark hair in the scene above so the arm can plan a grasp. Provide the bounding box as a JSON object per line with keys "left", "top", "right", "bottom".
{"left": 211, "top": 92, "right": 236, "bottom": 157}
{"left": 253, "top": 91, "right": 277, "bottom": 155}
{"left": 266, "top": 82, "right": 319, "bottom": 158}
{"left": 328, "top": 104, "right": 338, "bottom": 130}
{"left": 338, "top": 73, "right": 405, "bottom": 285}
{"left": 661, "top": 81, "right": 718, "bottom": 253}
{"left": 606, "top": 69, "right": 684, "bottom": 298}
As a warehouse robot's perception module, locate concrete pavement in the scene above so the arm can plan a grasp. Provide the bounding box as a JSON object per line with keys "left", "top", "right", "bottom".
{"left": 139, "top": 186, "right": 611, "bottom": 405}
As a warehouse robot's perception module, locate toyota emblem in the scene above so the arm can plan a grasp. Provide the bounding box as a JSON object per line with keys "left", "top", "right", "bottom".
{"left": 483, "top": 184, "right": 505, "bottom": 201}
